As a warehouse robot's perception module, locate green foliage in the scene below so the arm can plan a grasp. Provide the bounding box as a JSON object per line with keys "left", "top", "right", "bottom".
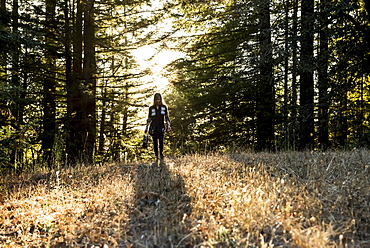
{"left": 167, "top": 0, "right": 259, "bottom": 150}
{"left": 166, "top": 0, "right": 370, "bottom": 151}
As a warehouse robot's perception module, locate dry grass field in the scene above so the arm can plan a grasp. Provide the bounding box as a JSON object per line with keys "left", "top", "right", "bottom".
{"left": 0, "top": 150, "right": 369, "bottom": 247}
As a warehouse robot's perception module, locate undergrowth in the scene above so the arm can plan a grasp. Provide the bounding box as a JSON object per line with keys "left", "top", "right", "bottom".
{"left": 0, "top": 150, "right": 369, "bottom": 247}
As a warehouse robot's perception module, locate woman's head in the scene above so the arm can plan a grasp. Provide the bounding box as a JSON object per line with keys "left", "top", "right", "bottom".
{"left": 153, "top": 93, "right": 163, "bottom": 106}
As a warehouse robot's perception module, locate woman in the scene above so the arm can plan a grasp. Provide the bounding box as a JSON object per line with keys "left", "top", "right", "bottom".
{"left": 145, "top": 93, "right": 171, "bottom": 159}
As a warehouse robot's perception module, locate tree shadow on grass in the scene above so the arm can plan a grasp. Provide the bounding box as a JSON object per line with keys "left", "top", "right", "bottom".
{"left": 128, "top": 159, "right": 192, "bottom": 247}
{"left": 0, "top": 160, "right": 192, "bottom": 247}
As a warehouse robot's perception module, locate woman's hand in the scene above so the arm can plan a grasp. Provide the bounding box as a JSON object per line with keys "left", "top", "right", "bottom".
{"left": 145, "top": 124, "right": 149, "bottom": 134}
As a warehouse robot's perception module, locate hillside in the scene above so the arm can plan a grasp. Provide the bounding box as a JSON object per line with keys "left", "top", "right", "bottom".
{"left": 0, "top": 150, "right": 369, "bottom": 247}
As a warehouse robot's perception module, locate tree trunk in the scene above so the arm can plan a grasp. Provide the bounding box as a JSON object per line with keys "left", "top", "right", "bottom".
{"left": 0, "top": 0, "right": 9, "bottom": 128}
{"left": 318, "top": 0, "right": 329, "bottom": 150}
{"left": 283, "top": 0, "right": 289, "bottom": 149}
{"left": 64, "top": 0, "right": 73, "bottom": 167}
{"left": 299, "top": 0, "right": 315, "bottom": 150}
{"left": 98, "top": 87, "right": 107, "bottom": 156}
{"left": 66, "top": 0, "right": 83, "bottom": 165}
{"left": 10, "top": 0, "right": 23, "bottom": 166}
{"left": 42, "top": 0, "right": 57, "bottom": 166}
{"left": 337, "top": 58, "right": 348, "bottom": 148}
{"left": 291, "top": 0, "right": 299, "bottom": 150}
{"left": 256, "top": 0, "right": 274, "bottom": 150}
{"left": 358, "top": 76, "right": 365, "bottom": 144}
{"left": 82, "top": 0, "right": 96, "bottom": 163}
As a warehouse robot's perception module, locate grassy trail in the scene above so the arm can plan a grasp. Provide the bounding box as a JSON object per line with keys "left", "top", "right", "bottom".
{"left": 0, "top": 151, "right": 369, "bottom": 247}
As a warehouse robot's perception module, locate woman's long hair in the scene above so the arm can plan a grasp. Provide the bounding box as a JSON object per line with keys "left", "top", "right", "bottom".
{"left": 152, "top": 93, "right": 165, "bottom": 106}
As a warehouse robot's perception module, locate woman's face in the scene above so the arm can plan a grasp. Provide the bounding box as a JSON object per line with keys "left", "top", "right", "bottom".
{"left": 155, "top": 97, "right": 161, "bottom": 105}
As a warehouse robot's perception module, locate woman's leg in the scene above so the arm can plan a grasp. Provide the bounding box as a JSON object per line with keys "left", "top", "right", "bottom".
{"left": 159, "top": 135, "right": 164, "bottom": 158}
{"left": 153, "top": 137, "right": 159, "bottom": 158}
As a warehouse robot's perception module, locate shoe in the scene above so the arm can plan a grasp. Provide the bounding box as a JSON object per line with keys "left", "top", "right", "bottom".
{"left": 160, "top": 154, "right": 164, "bottom": 159}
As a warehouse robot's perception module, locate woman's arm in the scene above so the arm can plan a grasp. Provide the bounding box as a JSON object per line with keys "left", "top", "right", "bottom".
{"left": 145, "top": 107, "right": 152, "bottom": 133}
{"left": 145, "top": 121, "right": 150, "bottom": 133}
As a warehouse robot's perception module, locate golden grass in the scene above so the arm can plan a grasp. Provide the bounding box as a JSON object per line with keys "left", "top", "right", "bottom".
{"left": 0, "top": 150, "right": 369, "bottom": 247}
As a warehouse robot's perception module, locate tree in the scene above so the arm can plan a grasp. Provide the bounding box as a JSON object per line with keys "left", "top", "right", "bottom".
{"left": 9, "top": 0, "right": 23, "bottom": 166}
{"left": 290, "top": 0, "right": 299, "bottom": 150}
{"left": 82, "top": 0, "right": 96, "bottom": 163}
{"left": 66, "top": 0, "right": 84, "bottom": 164}
{"left": 42, "top": 0, "right": 58, "bottom": 165}
{"left": 298, "top": 0, "right": 315, "bottom": 150}
{"left": 256, "top": 0, "right": 274, "bottom": 150}
{"left": 317, "top": 0, "right": 329, "bottom": 150}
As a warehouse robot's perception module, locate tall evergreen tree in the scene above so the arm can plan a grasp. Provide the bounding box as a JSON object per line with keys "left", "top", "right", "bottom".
{"left": 298, "top": 0, "right": 315, "bottom": 150}
{"left": 66, "top": 0, "right": 84, "bottom": 164}
{"left": 82, "top": 0, "right": 96, "bottom": 163}
{"left": 256, "top": 0, "right": 274, "bottom": 150}
{"left": 290, "top": 0, "right": 299, "bottom": 150}
{"left": 318, "top": 0, "right": 329, "bottom": 150}
{"left": 42, "top": 0, "right": 57, "bottom": 165}
{"left": 10, "top": 0, "right": 23, "bottom": 166}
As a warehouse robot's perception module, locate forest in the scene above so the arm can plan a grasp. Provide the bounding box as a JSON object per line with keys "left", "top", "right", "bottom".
{"left": 1, "top": 0, "right": 370, "bottom": 169}
{"left": 1, "top": 0, "right": 370, "bottom": 246}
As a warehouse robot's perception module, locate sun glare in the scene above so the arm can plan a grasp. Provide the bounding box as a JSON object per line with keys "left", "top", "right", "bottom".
{"left": 133, "top": 45, "right": 182, "bottom": 92}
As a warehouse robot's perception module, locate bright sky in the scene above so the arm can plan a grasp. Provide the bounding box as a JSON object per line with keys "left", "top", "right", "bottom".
{"left": 132, "top": 45, "right": 182, "bottom": 92}
{"left": 131, "top": 0, "right": 184, "bottom": 93}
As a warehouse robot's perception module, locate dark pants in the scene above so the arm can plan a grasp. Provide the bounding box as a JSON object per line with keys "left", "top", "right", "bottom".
{"left": 153, "top": 135, "right": 164, "bottom": 158}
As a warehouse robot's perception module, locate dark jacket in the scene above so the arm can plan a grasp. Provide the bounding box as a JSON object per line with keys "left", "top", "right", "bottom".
{"left": 147, "top": 105, "right": 170, "bottom": 138}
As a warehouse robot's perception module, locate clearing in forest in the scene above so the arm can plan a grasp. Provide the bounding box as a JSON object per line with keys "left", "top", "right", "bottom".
{"left": 0, "top": 150, "right": 369, "bottom": 247}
